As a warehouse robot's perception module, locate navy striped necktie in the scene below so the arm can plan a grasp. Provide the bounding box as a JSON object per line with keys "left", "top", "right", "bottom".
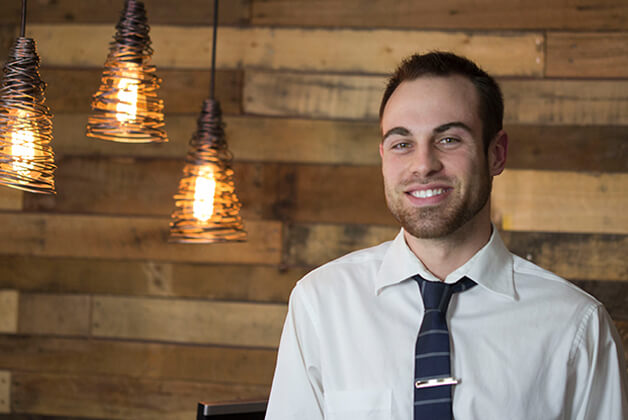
{"left": 413, "top": 275, "right": 476, "bottom": 420}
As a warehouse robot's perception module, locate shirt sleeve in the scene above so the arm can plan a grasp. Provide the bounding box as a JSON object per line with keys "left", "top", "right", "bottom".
{"left": 265, "top": 281, "right": 324, "bottom": 420}
{"left": 567, "top": 304, "right": 628, "bottom": 420}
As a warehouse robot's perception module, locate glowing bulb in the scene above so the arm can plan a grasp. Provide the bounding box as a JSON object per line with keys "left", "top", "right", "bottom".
{"left": 193, "top": 167, "right": 216, "bottom": 222}
{"left": 9, "top": 109, "right": 38, "bottom": 179}
{"left": 115, "top": 63, "right": 141, "bottom": 123}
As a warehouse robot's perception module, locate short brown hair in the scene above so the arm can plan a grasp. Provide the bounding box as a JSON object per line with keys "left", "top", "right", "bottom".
{"left": 379, "top": 51, "right": 503, "bottom": 151}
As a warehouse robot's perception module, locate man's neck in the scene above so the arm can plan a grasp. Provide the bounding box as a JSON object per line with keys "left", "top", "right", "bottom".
{"left": 404, "top": 207, "right": 493, "bottom": 281}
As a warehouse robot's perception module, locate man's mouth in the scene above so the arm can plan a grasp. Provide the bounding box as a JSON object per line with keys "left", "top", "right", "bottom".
{"left": 409, "top": 188, "right": 446, "bottom": 199}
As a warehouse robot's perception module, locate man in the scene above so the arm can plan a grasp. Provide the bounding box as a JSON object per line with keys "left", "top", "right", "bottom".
{"left": 265, "top": 52, "right": 627, "bottom": 419}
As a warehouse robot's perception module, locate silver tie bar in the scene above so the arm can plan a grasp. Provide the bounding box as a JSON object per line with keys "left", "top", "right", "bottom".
{"left": 415, "top": 377, "right": 460, "bottom": 389}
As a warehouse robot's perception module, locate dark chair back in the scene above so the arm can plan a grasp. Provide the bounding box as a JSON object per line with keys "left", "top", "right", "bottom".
{"left": 196, "top": 401, "right": 267, "bottom": 420}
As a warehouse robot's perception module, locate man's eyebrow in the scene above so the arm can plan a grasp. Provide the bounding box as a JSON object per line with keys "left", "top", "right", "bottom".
{"left": 433, "top": 121, "right": 473, "bottom": 134}
{"left": 382, "top": 127, "right": 411, "bottom": 142}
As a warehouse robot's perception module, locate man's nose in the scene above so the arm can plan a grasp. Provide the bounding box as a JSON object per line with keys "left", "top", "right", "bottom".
{"left": 410, "top": 143, "right": 443, "bottom": 178}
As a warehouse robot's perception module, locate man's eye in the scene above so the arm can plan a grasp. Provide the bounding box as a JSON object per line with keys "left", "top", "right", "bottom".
{"left": 392, "top": 142, "right": 411, "bottom": 150}
{"left": 439, "top": 137, "right": 459, "bottom": 145}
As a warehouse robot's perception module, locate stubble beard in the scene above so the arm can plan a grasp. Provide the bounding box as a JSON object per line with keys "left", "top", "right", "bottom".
{"left": 385, "top": 166, "right": 492, "bottom": 239}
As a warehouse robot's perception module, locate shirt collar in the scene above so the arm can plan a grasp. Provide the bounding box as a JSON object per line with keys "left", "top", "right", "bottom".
{"left": 375, "top": 226, "right": 516, "bottom": 300}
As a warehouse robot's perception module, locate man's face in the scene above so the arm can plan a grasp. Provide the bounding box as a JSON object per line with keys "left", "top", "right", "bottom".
{"left": 379, "top": 75, "right": 492, "bottom": 239}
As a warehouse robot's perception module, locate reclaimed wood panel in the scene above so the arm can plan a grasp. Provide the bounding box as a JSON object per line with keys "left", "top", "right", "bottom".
{"left": 0, "top": 291, "right": 18, "bottom": 334}
{"left": 252, "top": 0, "right": 628, "bottom": 30}
{"left": 50, "top": 114, "right": 628, "bottom": 172}
{"left": 0, "top": 0, "right": 250, "bottom": 25}
{"left": 29, "top": 25, "right": 543, "bottom": 76}
{"left": 92, "top": 295, "right": 287, "bottom": 347}
{"left": 11, "top": 372, "right": 269, "bottom": 420}
{"left": 0, "top": 24, "right": 15, "bottom": 62}
{"left": 0, "top": 188, "right": 22, "bottom": 211}
{"left": 18, "top": 294, "right": 90, "bottom": 337}
{"left": 547, "top": 32, "right": 628, "bottom": 78}
{"left": 504, "top": 125, "right": 628, "bottom": 173}
{"left": 40, "top": 68, "right": 242, "bottom": 114}
{"left": 0, "top": 213, "right": 282, "bottom": 264}
{"left": 51, "top": 114, "right": 383, "bottom": 164}
{"left": 244, "top": 71, "right": 628, "bottom": 125}
{"left": 22, "top": 158, "right": 280, "bottom": 221}
{"left": 0, "top": 371, "right": 8, "bottom": 414}
{"left": 286, "top": 223, "right": 628, "bottom": 282}
{"left": 287, "top": 223, "right": 398, "bottom": 266}
{"left": 502, "top": 231, "right": 628, "bottom": 283}
{"left": 272, "top": 164, "right": 393, "bottom": 225}
{"left": 492, "top": 170, "right": 628, "bottom": 234}
{"left": 0, "top": 256, "right": 304, "bottom": 302}
{"left": 0, "top": 336, "right": 276, "bottom": 385}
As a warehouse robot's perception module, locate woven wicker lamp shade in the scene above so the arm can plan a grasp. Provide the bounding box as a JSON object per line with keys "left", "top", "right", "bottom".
{"left": 0, "top": 1, "right": 55, "bottom": 194}
{"left": 169, "top": 99, "right": 246, "bottom": 243}
{"left": 86, "top": 0, "right": 167, "bottom": 143}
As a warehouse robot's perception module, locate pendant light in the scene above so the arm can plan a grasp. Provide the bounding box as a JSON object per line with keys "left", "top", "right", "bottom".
{"left": 86, "top": 0, "right": 167, "bottom": 143}
{"left": 169, "top": 0, "right": 246, "bottom": 243}
{"left": 0, "top": 0, "right": 55, "bottom": 194}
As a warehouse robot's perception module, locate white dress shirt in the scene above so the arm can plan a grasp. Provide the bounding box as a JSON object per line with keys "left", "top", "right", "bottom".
{"left": 266, "top": 228, "right": 628, "bottom": 419}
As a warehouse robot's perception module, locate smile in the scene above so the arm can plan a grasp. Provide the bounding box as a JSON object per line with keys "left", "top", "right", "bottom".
{"left": 409, "top": 188, "right": 445, "bottom": 198}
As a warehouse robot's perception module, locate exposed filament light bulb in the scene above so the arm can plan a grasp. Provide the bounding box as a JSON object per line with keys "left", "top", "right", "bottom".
{"left": 115, "top": 63, "right": 143, "bottom": 124}
{"left": 10, "top": 109, "right": 39, "bottom": 180}
{"left": 193, "top": 166, "right": 216, "bottom": 222}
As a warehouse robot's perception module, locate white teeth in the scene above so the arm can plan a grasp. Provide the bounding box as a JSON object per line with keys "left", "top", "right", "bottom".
{"left": 410, "top": 188, "right": 444, "bottom": 198}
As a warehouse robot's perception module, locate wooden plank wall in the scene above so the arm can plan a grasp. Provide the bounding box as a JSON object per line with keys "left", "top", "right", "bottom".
{"left": 0, "top": 0, "right": 627, "bottom": 418}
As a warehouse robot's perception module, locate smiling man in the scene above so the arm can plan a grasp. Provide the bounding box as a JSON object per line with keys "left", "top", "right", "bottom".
{"left": 265, "top": 52, "right": 627, "bottom": 420}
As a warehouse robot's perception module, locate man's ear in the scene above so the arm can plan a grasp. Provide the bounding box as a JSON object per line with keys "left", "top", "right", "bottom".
{"left": 488, "top": 130, "right": 508, "bottom": 176}
{"left": 379, "top": 142, "right": 384, "bottom": 158}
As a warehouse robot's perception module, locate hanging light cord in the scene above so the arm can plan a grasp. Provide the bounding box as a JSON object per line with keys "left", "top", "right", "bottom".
{"left": 210, "top": 0, "right": 219, "bottom": 100}
{"left": 20, "top": 0, "right": 27, "bottom": 37}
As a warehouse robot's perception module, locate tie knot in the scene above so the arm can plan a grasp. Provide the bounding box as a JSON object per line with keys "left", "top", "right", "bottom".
{"left": 414, "top": 276, "right": 476, "bottom": 311}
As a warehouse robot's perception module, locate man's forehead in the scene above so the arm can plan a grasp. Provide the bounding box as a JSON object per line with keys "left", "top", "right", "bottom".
{"left": 380, "top": 75, "right": 481, "bottom": 134}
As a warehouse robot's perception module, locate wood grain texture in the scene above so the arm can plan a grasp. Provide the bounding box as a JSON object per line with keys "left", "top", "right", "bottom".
{"left": 251, "top": 0, "right": 628, "bottom": 30}
{"left": 50, "top": 114, "right": 383, "bottom": 164}
{"left": 0, "top": 256, "right": 304, "bottom": 302}
{"left": 245, "top": 71, "right": 628, "bottom": 125}
{"left": 504, "top": 125, "right": 628, "bottom": 172}
{"left": 287, "top": 223, "right": 398, "bottom": 267}
{"left": 50, "top": 114, "right": 628, "bottom": 172}
{"left": 0, "top": 188, "right": 22, "bottom": 211}
{"left": 271, "top": 164, "right": 394, "bottom": 225}
{"left": 11, "top": 372, "right": 269, "bottom": 420}
{"left": 40, "top": 68, "right": 242, "bottom": 114}
{"left": 18, "top": 294, "right": 90, "bottom": 337}
{"left": 0, "top": 291, "right": 18, "bottom": 334}
{"left": 0, "top": 336, "right": 276, "bottom": 385}
{"left": 0, "top": 371, "right": 8, "bottom": 414}
{"left": 0, "top": 0, "right": 250, "bottom": 25}
{"left": 547, "top": 32, "right": 628, "bottom": 78}
{"left": 29, "top": 25, "right": 543, "bottom": 76}
{"left": 0, "top": 213, "right": 282, "bottom": 264}
{"left": 92, "top": 295, "right": 287, "bottom": 347}
{"left": 501, "top": 231, "right": 628, "bottom": 283}
{"left": 287, "top": 223, "right": 628, "bottom": 283}
{"left": 22, "top": 158, "right": 279, "bottom": 221}
{"left": 492, "top": 170, "right": 628, "bottom": 234}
